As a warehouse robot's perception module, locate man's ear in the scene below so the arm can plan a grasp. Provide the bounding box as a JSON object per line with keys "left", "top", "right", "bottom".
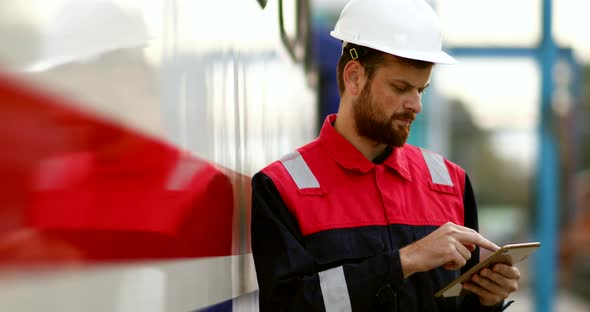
{"left": 343, "top": 61, "right": 366, "bottom": 97}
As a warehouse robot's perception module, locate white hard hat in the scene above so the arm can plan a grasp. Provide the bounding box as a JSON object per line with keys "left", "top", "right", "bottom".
{"left": 330, "top": 0, "right": 455, "bottom": 64}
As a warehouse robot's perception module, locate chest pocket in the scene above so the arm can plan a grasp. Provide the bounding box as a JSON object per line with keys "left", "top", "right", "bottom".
{"left": 414, "top": 149, "right": 464, "bottom": 225}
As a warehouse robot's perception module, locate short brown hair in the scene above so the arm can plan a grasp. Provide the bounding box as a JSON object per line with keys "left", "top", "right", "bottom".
{"left": 336, "top": 43, "right": 433, "bottom": 95}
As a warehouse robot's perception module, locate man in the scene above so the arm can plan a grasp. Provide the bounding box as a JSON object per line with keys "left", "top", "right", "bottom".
{"left": 251, "top": 0, "right": 520, "bottom": 310}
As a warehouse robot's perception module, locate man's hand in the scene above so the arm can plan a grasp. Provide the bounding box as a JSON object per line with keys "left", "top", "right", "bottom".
{"left": 399, "top": 222, "right": 499, "bottom": 278}
{"left": 462, "top": 263, "right": 520, "bottom": 307}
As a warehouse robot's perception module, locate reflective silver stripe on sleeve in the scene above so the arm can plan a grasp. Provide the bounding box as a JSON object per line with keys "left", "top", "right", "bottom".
{"left": 280, "top": 151, "right": 320, "bottom": 189}
{"left": 318, "top": 266, "right": 352, "bottom": 312}
{"left": 421, "top": 149, "right": 453, "bottom": 186}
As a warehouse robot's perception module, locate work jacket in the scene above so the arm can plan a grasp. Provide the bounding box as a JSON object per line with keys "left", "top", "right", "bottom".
{"left": 252, "top": 114, "right": 509, "bottom": 311}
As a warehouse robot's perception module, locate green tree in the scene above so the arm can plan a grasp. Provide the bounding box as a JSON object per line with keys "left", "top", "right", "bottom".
{"left": 447, "top": 99, "right": 531, "bottom": 210}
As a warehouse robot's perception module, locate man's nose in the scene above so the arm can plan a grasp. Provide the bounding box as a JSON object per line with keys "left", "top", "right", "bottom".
{"left": 404, "top": 91, "right": 422, "bottom": 114}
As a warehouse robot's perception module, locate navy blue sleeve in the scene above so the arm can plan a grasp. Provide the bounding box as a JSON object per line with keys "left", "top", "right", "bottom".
{"left": 251, "top": 172, "right": 404, "bottom": 311}
{"left": 460, "top": 174, "right": 512, "bottom": 311}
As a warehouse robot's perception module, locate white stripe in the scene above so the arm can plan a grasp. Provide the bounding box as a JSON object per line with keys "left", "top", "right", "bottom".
{"left": 280, "top": 151, "right": 320, "bottom": 189}
{"left": 0, "top": 254, "right": 258, "bottom": 312}
{"left": 318, "top": 266, "right": 352, "bottom": 312}
{"left": 421, "top": 149, "right": 453, "bottom": 186}
{"left": 115, "top": 268, "right": 165, "bottom": 312}
{"left": 232, "top": 291, "right": 260, "bottom": 312}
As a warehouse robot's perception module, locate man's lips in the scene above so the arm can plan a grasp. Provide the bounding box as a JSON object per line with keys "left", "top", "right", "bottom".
{"left": 396, "top": 119, "right": 412, "bottom": 127}
{"left": 392, "top": 112, "right": 415, "bottom": 127}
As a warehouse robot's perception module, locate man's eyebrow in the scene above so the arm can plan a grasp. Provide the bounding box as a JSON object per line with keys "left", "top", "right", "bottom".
{"left": 391, "top": 79, "right": 430, "bottom": 90}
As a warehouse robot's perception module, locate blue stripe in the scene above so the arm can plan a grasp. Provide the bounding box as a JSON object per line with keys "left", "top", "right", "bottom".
{"left": 196, "top": 299, "right": 232, "bottom": 312}
{"left": 195, "top": 291, "right": 259, "bottom": 312}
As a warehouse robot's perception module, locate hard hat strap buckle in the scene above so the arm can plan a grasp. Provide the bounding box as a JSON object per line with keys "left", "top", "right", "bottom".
{"left": 345, "top": 45, "right": 369, "bottom": 60}
{"left": 349, "top": 48, "right": 359, "bottom": 60}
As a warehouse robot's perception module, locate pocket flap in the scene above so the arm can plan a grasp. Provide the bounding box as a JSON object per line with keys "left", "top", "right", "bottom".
{"left": 428, "top": 181, "right": 459, "bottom": 195}
{"left": 297, "top": 187, "right": 327, "bottom": 197}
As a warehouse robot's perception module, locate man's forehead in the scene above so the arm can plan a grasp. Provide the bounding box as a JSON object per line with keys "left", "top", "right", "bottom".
{"left": 373, "top": 56, "right": 433, "bottom": 86}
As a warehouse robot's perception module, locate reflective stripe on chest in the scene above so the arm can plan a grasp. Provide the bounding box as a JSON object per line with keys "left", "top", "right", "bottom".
{"left": 280, "top": 149, "right": 453, "bottom": 189}
{"left": 280, "top": 151, "right": 320, "bottom": 189}
{"left": 420, "top": 149, "right": 453, "bottom": 186}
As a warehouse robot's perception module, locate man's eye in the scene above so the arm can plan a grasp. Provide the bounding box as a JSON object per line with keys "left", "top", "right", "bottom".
{"left": 393, "top": 86, "right": 407, "bottom": 93}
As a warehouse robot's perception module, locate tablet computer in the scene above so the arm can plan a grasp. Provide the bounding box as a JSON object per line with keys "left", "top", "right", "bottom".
{"left": 434, "top": 242, "right": 541, "bottom": 298}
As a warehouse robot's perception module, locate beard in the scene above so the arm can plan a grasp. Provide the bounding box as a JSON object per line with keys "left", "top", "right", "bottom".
{"left": 352, "top": 82, "right": 415, "bottom": 147}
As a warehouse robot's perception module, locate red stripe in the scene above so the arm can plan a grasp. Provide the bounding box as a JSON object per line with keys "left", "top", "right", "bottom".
{"left": 0, "top": 72, "right": 250, "bottom": 269}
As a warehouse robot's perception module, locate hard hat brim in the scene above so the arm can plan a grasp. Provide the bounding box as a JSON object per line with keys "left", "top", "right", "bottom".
{"left": 331, "top": 31, "right": 456, "bottom": 65}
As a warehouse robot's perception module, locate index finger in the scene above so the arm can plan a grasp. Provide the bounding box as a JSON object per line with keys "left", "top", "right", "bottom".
{"left": 457, "top": 232, "right": 500, "bottom": 252}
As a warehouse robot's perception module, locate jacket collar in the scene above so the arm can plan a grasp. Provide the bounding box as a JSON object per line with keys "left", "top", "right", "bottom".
{"left": 319, "top": 114, "right": 412, "bottom": 181}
